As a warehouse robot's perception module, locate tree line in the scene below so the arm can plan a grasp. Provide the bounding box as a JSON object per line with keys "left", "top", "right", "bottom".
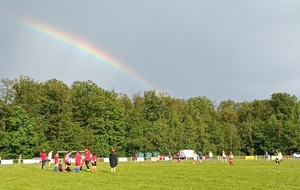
{"left": 0, "top": 76, "right": 299, "bottom": 159}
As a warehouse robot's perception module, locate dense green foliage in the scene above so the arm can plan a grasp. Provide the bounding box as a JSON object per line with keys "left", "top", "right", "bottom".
{"left": 0, "top": 76, "right": 300, "bottom": 158}
{"left": 0, "top": 159, "right": 300, "bottom": 189}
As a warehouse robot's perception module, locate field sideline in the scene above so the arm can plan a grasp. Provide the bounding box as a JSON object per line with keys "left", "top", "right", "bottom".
{"left": 0, "top": 159, "right": 300, "bottom": 190}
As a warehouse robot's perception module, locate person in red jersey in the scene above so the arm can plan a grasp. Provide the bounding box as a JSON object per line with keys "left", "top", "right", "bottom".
{"left": 39, "top": 149, "right": 47, "bottom": 169}
{"left": 91, "top": 154, "right": 97, "bottom": 172}
{"left": 134, "top": 153, "right": 138, "bottom": 163}
{"left": 229, "top": 151, "right": 234, "bottom": 166}
{"left": 176, "top": 152, "right": 180, "bottom": 163}
{"left": 84, "top": 149, "right": 91, "bottom": 171}
{"left": 58, "top": 160, "right": 64, "bottom": 172}
{"left": 75, "top": 151, "right": 82, "bottom": 172}
{"left": 53, "top": 152, "right": 59, "bottom": 172}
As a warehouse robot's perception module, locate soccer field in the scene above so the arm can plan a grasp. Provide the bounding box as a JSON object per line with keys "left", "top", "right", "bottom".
{"left": 0, "top": 159, "right": 299, "bottom": 190}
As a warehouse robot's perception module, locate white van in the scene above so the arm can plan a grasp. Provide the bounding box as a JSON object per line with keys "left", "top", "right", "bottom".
{"left": 180, "top": 150, "right": 196, "bottom": 159}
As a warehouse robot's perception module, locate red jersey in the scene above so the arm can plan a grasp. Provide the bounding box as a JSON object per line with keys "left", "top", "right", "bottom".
{"left": 85, "top": 150, "right": 91, "bottom": 161}
{"left": 75, "top": 153, "right": 82, "bottom": 166}
{"left": 91, "top": 155, "right": 97, "bottom": 163}
{"left": 54, "top": 154, "right": 59, "bottom": 164}
{"left": 40, "top": 151, "right": 47, "bottom": 161}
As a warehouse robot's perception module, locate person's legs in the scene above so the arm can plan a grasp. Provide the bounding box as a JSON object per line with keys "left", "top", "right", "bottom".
{"left": 42, "top": 160, "right": 47, "bottom": 169}
{"left": 66, "top": 163, "right": 71, "bottom": 172}
{"left": 85, "top": 160, "right": 90, "bottom": 171}
{"left": 110, "top": 167, "right": 116, "bottom": 173}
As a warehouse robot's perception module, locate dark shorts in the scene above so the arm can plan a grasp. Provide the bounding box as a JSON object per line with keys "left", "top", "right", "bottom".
{"left": 92, "top": 163, "right": 97, "bottom": 166}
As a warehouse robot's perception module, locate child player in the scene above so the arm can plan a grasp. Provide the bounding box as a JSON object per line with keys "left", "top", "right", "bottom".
{"left": 229, "top": 151, "right": 234, "bottom": 166}
{"left": 91, "top": 154, "right": 97, "bottom": 172}
{"left": 53, "top": 152, "right": 59, "bottom": 172}
{"left": 192, "top": 152, "right": 197, "bottom": 164}
{"left": 176, "top": 152, "right": 180, "bottom": 163}
{"left": 80, "top": 153, "right": 85, "bottom": 171}
{"left": 47, "top": 150, "right": 53, "bottom": 168}
{"left": 84, "top": 149, "right": 91, "bottom": 171}
{"left": 64, "top": 151, "right": 72, "bottom": 172}
{"left": 58, "top": 160, "right": 64, "bottom": 172}
{"left": 75, "top": 151, "right": 82, "bottom": 172}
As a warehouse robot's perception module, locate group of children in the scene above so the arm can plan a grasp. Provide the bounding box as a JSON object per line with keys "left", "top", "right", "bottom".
{"left": 40, "top": 149, "right": 97, "bottom": 172}
{"left": 226, "top": 151, "right": 234, "bottom": 165}
{"left": 174, "top": 150, "right": 234, "bottom": 166}
{"left": 62, "top": 151, "right": 96, "bottom": 172}
{"left": 61, "top": 149, "right": 98, "bottom": 172}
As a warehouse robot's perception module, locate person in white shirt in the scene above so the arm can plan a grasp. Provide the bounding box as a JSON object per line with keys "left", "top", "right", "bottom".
{"left": 222, "top": 151, "right": 227, "bottom": 163}
{"left": 209, "top": 151, "right": 213, "bottom": 162}
{"left": 47, "top": 150, "right": 53, "bottom": 168}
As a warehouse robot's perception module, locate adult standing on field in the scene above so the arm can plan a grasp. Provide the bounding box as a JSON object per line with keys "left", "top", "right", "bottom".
{"left": 109, "top": 149, "right": 118, "bottom": 173}
{"left": 85, "top": 148, "right": 91, "bottom": 171}
{"left": 39, "top": 149, "right": 47, "bottom": 169}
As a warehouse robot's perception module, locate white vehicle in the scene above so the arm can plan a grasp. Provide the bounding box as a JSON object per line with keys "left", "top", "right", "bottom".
{"left": 293, "top": 152, "right": 300, "bottom": 159}
{"left": 179, "top": 150, "right": 196, "bottom": 159}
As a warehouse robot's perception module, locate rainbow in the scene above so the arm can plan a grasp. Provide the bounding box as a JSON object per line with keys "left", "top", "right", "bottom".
{"left": 21, "top": 18, "right": 157, "bottom": 90}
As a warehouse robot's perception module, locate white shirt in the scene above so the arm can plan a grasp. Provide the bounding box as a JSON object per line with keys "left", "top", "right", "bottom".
{"left": 47, "top": 151, "right": 53, "bottom": 160}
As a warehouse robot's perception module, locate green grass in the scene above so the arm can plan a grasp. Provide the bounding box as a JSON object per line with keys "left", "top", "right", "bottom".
{"left": 1, "top": 159, "right": 300, "bottom": 190}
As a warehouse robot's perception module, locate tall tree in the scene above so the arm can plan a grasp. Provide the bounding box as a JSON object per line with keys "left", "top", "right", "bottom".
{"left": 6, "top": 106, "right": 38, "bottom": 158}
{"left": 41, "top": 79, "right": 82, "bottom": 151}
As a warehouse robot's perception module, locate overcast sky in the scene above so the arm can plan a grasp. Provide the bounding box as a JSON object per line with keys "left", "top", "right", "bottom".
{"left": 1, "top": 1, "right": 300, "bottom": 103}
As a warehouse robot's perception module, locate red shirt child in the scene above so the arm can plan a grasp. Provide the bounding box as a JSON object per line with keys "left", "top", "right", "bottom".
{"left": 91, "top": 155, "right": 97, "bottom": 165}
{"left": 75, "top": 152, "right": 82, "bottom": 167}
{"left": 85, "top": 149, "right": 91, "bottom": 161}
{"left": 229, "top": 152, "right": 234, "bottom": 165}
{"left": 91, "top": 154, "right": 97, "bottom": 172}
{"left": 54, "top": 153, "right": 59, "bottom": 165}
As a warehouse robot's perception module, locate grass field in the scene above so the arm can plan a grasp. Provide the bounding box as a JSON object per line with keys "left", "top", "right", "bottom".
{"left": 0, "top": 158, "right": 300, "bottom": 190}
